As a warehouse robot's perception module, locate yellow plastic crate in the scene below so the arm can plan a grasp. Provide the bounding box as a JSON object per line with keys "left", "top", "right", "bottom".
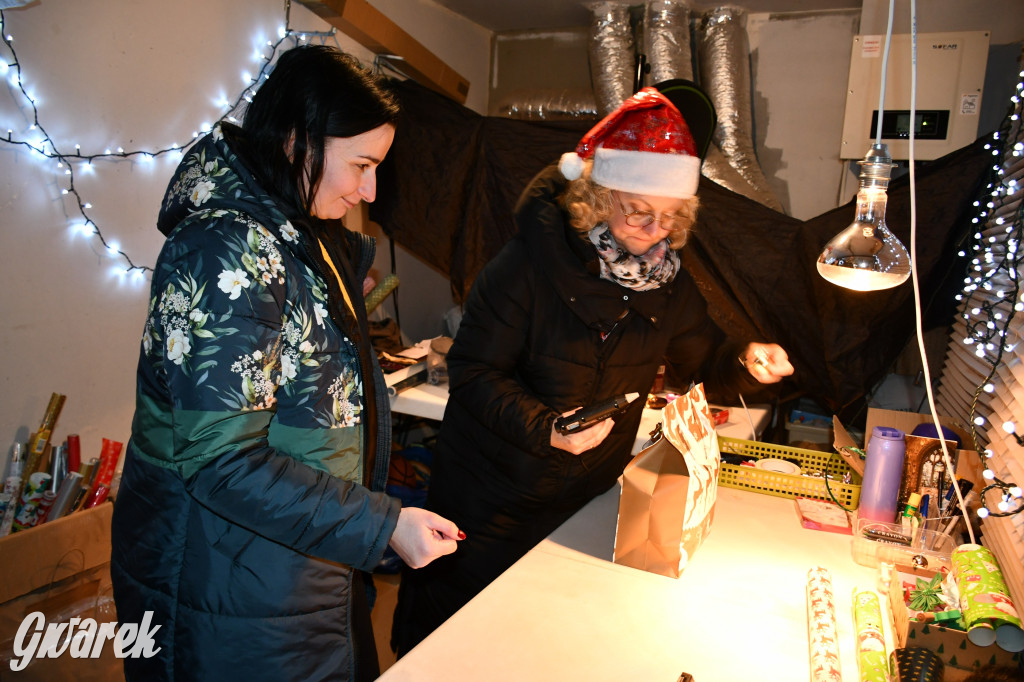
{"left": 717, "top": 437, "right": 862, "bottom": 509}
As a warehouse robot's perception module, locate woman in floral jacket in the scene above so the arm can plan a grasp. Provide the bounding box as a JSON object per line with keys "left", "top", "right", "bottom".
{"left": 110, "top": 46, "right": 461, "bottom": 682}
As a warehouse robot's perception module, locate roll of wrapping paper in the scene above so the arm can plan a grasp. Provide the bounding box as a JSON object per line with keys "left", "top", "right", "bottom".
{"left": 951, "top": 544, "right": 1024, "bottom": 652}
{"left": 11, "top": 471, "right": 51, "bottom": 532}
{"left": 26, "top": 393, "right": 66, "bottom": 463}
{"left": 95, "top": 439, "right": 122, "bottom": 488}
{"left": 33, "top": 490, "right": 57, "bottom": 525}
{"left": 66, "top": 434, "right": 81, "bottom": 474}
{"left": 364, "top": 273, "right": 398, "bottom": 314}
{"left": 47, "top": 471, "right": 82, "bottom": 521}
{"left": 0, "top": 493, "right": 11, "bottom": 530}
{"left": 83, "top": 438, "right": 122, "bottom": 508}
{"left": 853, "top": 589, "right": 891, "bottom": 682}
{"left": 889, "top": 647, "right": 944, "bottom": 681}
{"left": 806, "top": 567, "right": 842, "bottom": 682}
{"left": 0, "top": 443, "right": 24, "bottom": 536}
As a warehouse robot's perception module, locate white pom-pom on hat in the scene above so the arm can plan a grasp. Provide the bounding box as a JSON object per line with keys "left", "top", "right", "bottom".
{"left": 559, "top": 152, "right": 585, "bottom": 181}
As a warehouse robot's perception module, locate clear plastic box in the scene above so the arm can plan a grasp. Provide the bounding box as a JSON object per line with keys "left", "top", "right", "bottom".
{"left": 851, "top": 517, "right": 955, "bottom": 572}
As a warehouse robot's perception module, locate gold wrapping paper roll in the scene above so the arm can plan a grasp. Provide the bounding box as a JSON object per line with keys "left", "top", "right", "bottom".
{"left": 364, "top": 273, "right": 399, "bottom": 314}
{"left": 807, "top": 567, "right": 842, "bottom": 682}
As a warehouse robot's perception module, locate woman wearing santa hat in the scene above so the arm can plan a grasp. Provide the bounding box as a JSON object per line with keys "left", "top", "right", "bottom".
{"left": 391, "top": 86, "right": 794, "bottom": 655}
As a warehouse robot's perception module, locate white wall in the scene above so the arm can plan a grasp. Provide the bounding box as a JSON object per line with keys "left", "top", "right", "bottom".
{"left": 748, "top": 10, "right": 862, "bottom": 219}
{"left": 0, "top": 0, "right": 489, "bottom": 467}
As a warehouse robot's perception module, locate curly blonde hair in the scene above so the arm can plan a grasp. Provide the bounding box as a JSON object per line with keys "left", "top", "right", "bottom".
{"left": 557, "top": 160, "right": 699, "bottom": 250}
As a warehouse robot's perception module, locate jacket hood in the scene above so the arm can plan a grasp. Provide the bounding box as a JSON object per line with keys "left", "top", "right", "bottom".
{"left": 157, "top": 125, "right": 295, "bottom": 244}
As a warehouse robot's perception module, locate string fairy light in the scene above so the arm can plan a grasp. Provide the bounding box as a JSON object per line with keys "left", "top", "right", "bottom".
{"left": 0, "top": 6, "right": 338, "bottom": 277}
{"left": 956, "top": 58, "right": 1024, "bottom": 518}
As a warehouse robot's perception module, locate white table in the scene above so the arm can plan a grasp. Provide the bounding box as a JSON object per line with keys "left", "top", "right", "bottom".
{"left": 634, "top": 401, "right": 770, "bottom": 453}
{"left": 388, "top": 381, "right": 771, "bottom": 451}
{"left": 378, "top": 485, "right": 881, "bottom": 682}
{"left": 389, "top": 381, "right": 450, "bottom": 422}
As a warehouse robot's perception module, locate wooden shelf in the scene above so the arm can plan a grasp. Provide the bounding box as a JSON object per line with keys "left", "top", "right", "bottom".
{"left": 298, "top": 0, "right": 470, "bottom": 103}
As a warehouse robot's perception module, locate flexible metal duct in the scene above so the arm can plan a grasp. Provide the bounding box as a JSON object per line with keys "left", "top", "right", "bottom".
{"left": 587, "top": 2, "right": 636, "bottom": 116}
{"left": 701, "top": 145, "right": 760, "bottom": 198}
{"left": 644, "top": 0, "right": 694, "bottom": 84}
{"left": 697, "top": 7, "right": 783, "bottom": 212}
{"left": 494, "top": 89, "right": 599, "bottom": 121}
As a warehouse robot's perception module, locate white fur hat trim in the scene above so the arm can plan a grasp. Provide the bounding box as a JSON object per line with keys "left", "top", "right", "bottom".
{"left": 590, "top": 147, "right": 701, "bottom": 199}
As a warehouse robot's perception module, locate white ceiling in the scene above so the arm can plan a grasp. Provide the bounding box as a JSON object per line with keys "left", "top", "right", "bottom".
{"left": 433, "top": 0, "right": 862, "bottom": 32}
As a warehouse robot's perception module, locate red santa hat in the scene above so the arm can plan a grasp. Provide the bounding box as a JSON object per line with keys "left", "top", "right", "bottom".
{"left": 559, "top": 87, "right": 701, "bottom": 199}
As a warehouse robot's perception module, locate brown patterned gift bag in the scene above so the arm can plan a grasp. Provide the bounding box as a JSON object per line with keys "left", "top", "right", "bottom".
{"left": 613, "top": 383, "right": 719, "bottom": 578}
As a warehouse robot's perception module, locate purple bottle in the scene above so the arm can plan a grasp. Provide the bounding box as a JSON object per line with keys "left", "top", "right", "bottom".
{"left": 857, "top": 426, "right": 906, "bottom": 524}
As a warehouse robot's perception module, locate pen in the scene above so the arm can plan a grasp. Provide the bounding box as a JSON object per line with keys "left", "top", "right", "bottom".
{"left": 941, "top": 479, "right": 973, "bottom": 515}
{"left": 939, "top": 491, "right": 976, "bottom": 539}
{"left": 554, "top": 392, "right": 640, "bottom": 435}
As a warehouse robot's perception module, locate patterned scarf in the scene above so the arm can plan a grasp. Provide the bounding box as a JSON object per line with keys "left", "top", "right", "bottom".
{"left": 587, "top": 223, "right": 680, "bottom": 291}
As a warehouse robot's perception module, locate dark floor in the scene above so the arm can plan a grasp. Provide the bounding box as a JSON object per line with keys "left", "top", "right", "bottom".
{"left": 371, "top": 572, "right": 400, "bottom": 674}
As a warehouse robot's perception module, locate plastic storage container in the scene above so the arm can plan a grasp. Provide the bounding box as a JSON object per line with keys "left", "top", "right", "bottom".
{"left": 786, "top": 408, "right": 833, "bottom": 445}
{"left": 858, "top": 426, "right": 906, "bottom": 523}
{"left": 717, "top": 437, "right": 862, "bottom": 508}
{"left": 851, "top": 518, "right": 954, "bottom": 571}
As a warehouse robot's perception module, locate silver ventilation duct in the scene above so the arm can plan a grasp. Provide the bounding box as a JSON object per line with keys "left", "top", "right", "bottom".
{"left": 697, "top": 7, "right": 783, "bottom": 211}
{"left": 644, "top": 0, "right": 694, "bottom": 83}
{"left": 496, "top": 3, "right": 784, "bottom": 214}
{"left": 701, "top": 145, "right": 760, "bottom": 197}
{"left": 494, "top": 89, "right": 599, "bottom": 121}
{"left": 587, "top": 2, "right": 636, "bottom": 116}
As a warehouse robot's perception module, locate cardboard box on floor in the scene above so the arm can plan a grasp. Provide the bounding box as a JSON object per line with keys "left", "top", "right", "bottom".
{"left": 0, "top": 503, "right": 121, "bottom": 679}
{"left": 833, "top": 407, "right": 982, "bottom": 487}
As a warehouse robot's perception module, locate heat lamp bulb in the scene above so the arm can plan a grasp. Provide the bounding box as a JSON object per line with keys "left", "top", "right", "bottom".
{"left": 817, "top": 144, "right": 911, "bottom": 291}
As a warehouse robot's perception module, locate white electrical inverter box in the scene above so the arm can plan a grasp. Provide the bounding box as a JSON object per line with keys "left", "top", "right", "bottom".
{"left": 840, "top": 31, "right": 990, "bottom": 161}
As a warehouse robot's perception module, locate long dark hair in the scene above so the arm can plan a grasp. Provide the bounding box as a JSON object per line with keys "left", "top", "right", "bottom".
{"left": 227, "top": 45, "right": 400, "bottom": 218}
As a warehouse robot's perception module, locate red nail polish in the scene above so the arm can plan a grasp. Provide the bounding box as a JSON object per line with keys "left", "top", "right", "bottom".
{"left": 457, "top": 531, "right": 466, "bottom": 540}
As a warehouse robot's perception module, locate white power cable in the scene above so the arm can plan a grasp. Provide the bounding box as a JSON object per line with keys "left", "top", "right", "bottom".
{"left": 875, "top": 0, "right": 896, "bottom": 144}
{"left": 737, "top": 393, "right": 758, "bottom": 441}
{"left": 904, "top": 0, "right": 975, "bottom": 545}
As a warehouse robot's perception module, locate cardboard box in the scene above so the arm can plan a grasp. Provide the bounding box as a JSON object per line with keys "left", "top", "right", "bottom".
{"left": 904, "top": 620, "right": 1021, "bottom": 672}
{"left": 832, "top": 407, "right": 981, "bottom": 491}
{"left": 886, "top": 565, "right": 1022, "bottom": 672}
{"left": 0, "top": 503, "right": 120, "bottom": 679}
{"left": 0, "top": 502, "right": 112, "bottom": 604}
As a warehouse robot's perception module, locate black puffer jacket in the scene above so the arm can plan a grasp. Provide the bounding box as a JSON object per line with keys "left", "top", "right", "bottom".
{"left": 392, "top": 166, "right": 760, "bottom": 653}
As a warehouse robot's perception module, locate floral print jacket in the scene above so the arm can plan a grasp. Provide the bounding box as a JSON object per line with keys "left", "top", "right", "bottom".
{"left": 110, "top": 125, "right": 399, "bottom": 681}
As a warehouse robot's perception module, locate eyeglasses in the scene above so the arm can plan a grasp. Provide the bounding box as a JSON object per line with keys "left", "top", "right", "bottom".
{"left": 614, "top": 194, "right": 684, "bottom": 231}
